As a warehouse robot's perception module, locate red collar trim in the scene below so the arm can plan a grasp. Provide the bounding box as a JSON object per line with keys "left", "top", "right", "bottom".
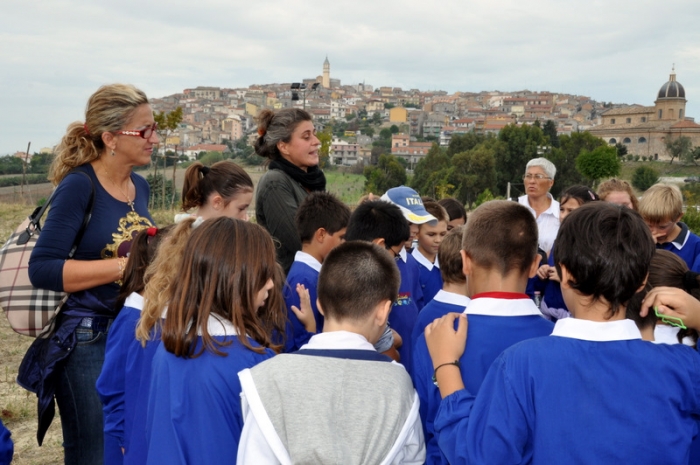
{"left": 471, "top": 292, "right": 530, "bottom": 300}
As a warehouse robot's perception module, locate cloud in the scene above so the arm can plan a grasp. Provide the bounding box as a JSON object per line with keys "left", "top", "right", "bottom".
{"left": 1, "top": 0, "right": 699, "bottom": 153}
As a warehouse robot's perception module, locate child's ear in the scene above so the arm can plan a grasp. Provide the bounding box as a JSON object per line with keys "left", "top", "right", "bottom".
{"left": 210, "top": 194, "right": 224, "bottom": 210}
{"left": 460, "top": 250, "right": 472, "bottom": 277}
{"left": 372, "top": 237, "right": 386, "bottom": 248}
{"left": 374, "top": 299, "right": 392, "bottom": 327}
{"left": 528, "top": 254, "right": 541, "bottom": 279}
{"left": 636, "top": 273, "right": 649, "bottom": 293}
{"left": 315, "top": 228, "right": 327, "bottom": 244}
{"left": 559, "top": 264, "right": 573, "bottom": 289}
{"left": 316, "top": 299, "right": 324, "bottom": 317}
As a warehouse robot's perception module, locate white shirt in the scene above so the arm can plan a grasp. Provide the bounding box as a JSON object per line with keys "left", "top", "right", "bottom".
{"left": 519, "top": 194, "right": 560, "bottom": 254}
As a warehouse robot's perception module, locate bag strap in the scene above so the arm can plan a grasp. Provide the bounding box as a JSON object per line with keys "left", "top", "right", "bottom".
{"left": 17, "top": 170, "right": 96, "bottom": 256}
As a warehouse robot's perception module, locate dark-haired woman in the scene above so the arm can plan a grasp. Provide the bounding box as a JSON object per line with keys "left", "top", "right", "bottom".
{"left": 254, "top": 108, "right": 326, "bottom": 273}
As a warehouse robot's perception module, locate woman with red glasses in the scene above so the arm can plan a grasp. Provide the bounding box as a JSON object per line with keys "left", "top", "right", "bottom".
{"left": 25, "top": 84, "right": 156, "bottom": 465}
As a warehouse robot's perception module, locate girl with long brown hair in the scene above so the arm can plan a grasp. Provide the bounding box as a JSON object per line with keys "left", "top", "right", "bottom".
{"left": 145, "top": 218, "right": 286, "bottom": 463}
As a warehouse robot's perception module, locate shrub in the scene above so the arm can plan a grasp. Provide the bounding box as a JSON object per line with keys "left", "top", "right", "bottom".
{"left": 631, "top": 166, "right": 659, "bottom": 192}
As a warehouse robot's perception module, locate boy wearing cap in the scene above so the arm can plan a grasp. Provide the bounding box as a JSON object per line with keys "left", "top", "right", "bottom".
{"left": 381, "top": 184, "right": 434, "bottom": 305}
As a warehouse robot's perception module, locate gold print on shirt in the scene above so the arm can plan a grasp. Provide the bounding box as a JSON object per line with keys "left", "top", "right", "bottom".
{"left": 101, "top": 210, "right": 153, "bottom": 260}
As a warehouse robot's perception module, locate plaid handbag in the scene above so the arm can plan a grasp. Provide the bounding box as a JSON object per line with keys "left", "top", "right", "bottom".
{"left": 0, "top": 171, "right": 94, "bottom": 336}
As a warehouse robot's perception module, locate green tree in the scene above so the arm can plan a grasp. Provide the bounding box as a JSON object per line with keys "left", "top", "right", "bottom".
{"left": 615, "top": 143, "right": 628, "bottom": 158}
{"left": 546, "top": 131, "right": 606, "bottom": 197}
{"left": 575, "top": 145, "right": 621, "bottom": 187}
{"left": 363, "top": 154, "right": 407, "bottom": 193}
{"left": 390, "top": 124, "right": 399, "bottom": 134}
{"left": 317, "top": 126, "right": 333, "bottom": 169}
{"left": 0, "top": 155, "right": 25, "bottom": 175}
{"left": 199, "top": 151, "right": 224, "bottom": 166}
{"left": 494, "top": 123, "right": 547, "bottom": 195}
{"left": 379, "top": 128, "right": 392, "bottom": 140}
{"left": 363, "top": 127, "right": 375, "bottom": 138}
{"left": 542, "top": 120, "right": 560, "bottom": 148}
{"left": 410, "top": 144, "right": 449, "bottom": 196}
{"left": 631, "top": 166, "right": 660, "bottom": 192}
{"left": 28, "top": 152, "right": 54, "bottom": 174}
{"left": 446, "top": 132, "right": 487, "bottom": 157}
{"left": 449, "top": 145, "right": 497, "bottom": 208}
{"left": 665, "top": 135, "right": 693, "bottom": 164}
{"left": 474, "top": 188, "right": 496, "bottom": 207}
{"left": 395, "top": 156, "right": 408, "bottom": 169}
{"left": 152, "top": 107, "right": 184, "bottom": 209}
{"left": 146, "top": 173, "right": 177, "bottom": 209}
{"left": 372, "top": 112, "right": 382, "bottom": 124}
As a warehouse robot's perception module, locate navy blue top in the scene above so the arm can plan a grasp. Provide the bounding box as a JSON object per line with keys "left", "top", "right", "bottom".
{"left": 29, "top": 164, "right": 153, "bottom": 314}
{"left": 283, "top": 259, "right": 321, "bottom": 352}
{"left": 657, "top": 222, "right": 700, "bottom": 273}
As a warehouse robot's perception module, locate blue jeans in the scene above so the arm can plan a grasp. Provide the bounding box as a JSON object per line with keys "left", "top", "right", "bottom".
{"left": 55, "top": 325, "right": 108, "bottom": 465}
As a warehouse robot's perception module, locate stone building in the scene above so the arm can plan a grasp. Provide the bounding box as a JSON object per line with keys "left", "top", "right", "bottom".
{"left": 589, "top": 70, "right": 700, "bottom": 160}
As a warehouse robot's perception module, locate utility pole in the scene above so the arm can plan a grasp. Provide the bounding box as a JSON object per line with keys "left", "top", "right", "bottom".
{"left": 21, "top": 142, "right": 30, "bottom": 200}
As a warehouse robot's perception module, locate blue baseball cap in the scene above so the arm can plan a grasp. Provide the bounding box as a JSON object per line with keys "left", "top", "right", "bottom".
{"left": 381, "top": 186, "right": 437, "bottom": 225}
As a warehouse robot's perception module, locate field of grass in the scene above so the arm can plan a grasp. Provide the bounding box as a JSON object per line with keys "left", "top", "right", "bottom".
{"left": 620, "top": 160, "right": 700, "bottom": 179}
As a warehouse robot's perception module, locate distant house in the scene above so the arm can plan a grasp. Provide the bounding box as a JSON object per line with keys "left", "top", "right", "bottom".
{"left": 389, "top": 107, "right": 408, "bottom": 123}
{"left": 183, "top": 144, "right": 228, "bottom": 161}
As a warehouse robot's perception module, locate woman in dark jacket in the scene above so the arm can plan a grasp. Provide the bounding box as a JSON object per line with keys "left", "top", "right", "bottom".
{"left": 254, "top": 108, "right": 326, "bottom": 273}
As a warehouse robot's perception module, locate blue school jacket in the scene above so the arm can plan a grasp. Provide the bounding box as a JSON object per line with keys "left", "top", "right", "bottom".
{"left": 435, "top": 318, "right": 700, "bottom": 465}
{"left": 412, "top": 293, "right": 553, "bottom": 465}
{"left": 412, "top": 248, "right": 444, "bottom": 304}
{"left": 145, "top": 318, "right": 274, "bottom": 464}
{"left": 283, "top": 252, "right": 321, "bottom": 352}
{"left": 393, "top": 251, "right": 425, "bottom": 371}
{"left": 410, "top": 290, "right": 470, "bottom": 350}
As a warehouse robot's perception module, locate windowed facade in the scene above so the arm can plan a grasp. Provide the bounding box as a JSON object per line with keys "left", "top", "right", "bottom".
{"left": 638, "top": 137, "right": 647, "bottom": 143}
{"left": 611, "top": 118, "right": 616, "bottom": 124}
{"left": 641, "top": 117, "right": 647, "bottom": 122}
{"left": 626, "top": 118, "right": 631, "bottom": 123}
{"left": 623, "top": 137, "right": 631, "bottom": 144}
{"left": 609, "top": 138, "right": 617, "bottom": 144}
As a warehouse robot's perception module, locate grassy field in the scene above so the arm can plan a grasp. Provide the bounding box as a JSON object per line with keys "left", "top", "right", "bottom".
{"left": 0, "top": 165, "right": 365, "bottom": 463}
{"left": 620, "top": 160, "right": 700, "bottom": 179}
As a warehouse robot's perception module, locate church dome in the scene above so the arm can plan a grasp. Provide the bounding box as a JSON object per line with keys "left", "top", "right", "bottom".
{"left": 658, "top": 71, "right": 685, "bottom": 99}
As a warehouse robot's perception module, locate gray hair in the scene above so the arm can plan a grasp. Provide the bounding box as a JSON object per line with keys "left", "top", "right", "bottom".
{"left": 526, "top": 157, "right": 556, "bottom": 179}
{"left": 254, "top": 108, "right": 313, "bottom": 160}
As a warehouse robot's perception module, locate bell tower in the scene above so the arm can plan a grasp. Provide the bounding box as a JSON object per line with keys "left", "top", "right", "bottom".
{"left": 322, "top": 56, "right": 330, "bottom": 88}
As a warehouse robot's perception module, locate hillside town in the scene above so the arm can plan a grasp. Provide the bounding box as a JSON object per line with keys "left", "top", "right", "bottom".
{"left": 11, "top": 59, "right": 697, "bottom": 167}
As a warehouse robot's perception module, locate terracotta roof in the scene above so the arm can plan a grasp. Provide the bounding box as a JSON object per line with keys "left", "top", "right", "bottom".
{"left": 601, "top": 106, "right": 653, "bottom": 116}
{"left": 671, "top": 120, "right": 700, "bottom": 129}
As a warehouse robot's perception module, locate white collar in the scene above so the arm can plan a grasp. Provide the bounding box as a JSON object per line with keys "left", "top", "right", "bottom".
{"left": 551, "top": 318, "right": 641, "bottom": 342}
{"left": 300, "top": 331, "right": 375, "bottom": 352}
{"left": 196, "top": 314, "right": 239, "bottom": 337}
{"left": 124, "top": 292, "right": 144, "bottom": 311}
{"left": 398, "top": 247, "right": 408, "bottom": 263}
{"left": 293, "top": 251, "right": 322, "bottom": 273}
{"left": 412, "top": 247, "right": 440, "bottom": 270}
{"left": 433, "top": 290, "right": 470, "bottom": 308}
{"left": 463, "top": 293, "right": 544, "bottom": 317}
{"left": 518, "top": 194, "right": 560, "bottom": 219}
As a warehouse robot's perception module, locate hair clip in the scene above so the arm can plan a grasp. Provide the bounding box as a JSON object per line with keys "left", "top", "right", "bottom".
{"left": 654, "top": 307, "right": 687, "bottom": 329}
{"left": 83, "top": 123, "right": 90, "bottom": 136}
{"left": 588, "top": 190, "right": 595, "bottom": 200}
{"left": 147, "top": 227, "right": 158, "bottom": 237}
{"left": 257, "top": 127, "right": 266, "bottom": 137}
{"left": 200, "top": 165, "right": 210, "bottom": 175}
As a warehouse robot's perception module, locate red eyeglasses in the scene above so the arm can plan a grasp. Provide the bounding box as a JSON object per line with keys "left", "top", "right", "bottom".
{"left": 117, "top": 123, "right": 158, "bottom": 139}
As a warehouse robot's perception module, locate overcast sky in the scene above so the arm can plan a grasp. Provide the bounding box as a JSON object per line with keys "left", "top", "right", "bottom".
{"left": 2, "top": 0, "right": 699, "bottom": 155}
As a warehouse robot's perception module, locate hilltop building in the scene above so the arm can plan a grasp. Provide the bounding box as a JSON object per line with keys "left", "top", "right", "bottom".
{"left": 322, "top": 56, "right": 330, "bottom": 88}
{"left": 589, "top": 69, "right": 700, "bottom": 159}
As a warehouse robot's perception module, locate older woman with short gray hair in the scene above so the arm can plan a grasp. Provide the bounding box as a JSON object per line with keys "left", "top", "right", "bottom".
{"left": 518, "top": 157, "right": 559, "bottom": 255}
